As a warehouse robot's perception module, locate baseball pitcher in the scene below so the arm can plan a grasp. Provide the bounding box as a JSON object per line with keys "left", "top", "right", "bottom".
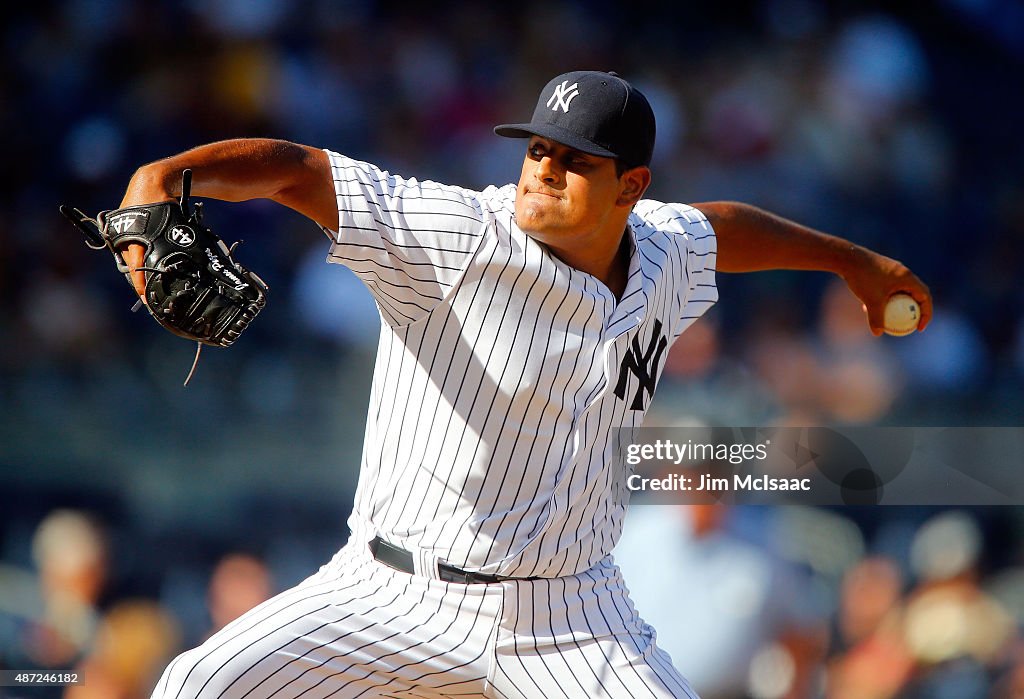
{"left": 64, "top": 70, "right": 931, "bottom": 698}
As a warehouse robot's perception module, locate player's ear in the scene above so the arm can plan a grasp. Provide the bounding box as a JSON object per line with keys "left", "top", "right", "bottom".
{"left": 616, "top": 166, "right": 651, "bottom": 207}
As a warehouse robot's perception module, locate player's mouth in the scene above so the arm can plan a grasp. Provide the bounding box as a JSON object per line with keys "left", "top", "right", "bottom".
{"left": 525, "top": 188, "right": 561, "bottom": 199}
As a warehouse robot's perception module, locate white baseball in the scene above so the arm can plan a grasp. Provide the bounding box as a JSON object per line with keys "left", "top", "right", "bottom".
{"left": 883, "top": 293, "right": 920, "bottom": 336}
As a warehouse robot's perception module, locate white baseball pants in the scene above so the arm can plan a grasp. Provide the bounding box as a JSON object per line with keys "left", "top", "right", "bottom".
{"left": 150, "top": 540, "right": 698, "bottom": 698}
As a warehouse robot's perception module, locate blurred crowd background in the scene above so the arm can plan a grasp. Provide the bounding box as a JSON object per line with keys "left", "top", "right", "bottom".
{"left": 1, "top": 0, "right": 1022, "bottom": 697}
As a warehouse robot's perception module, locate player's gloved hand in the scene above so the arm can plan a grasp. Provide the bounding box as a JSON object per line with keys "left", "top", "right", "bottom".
{"left": 60, "top": 169, "right": 269, "bottom": 382}
{"left": 840, "top": 248, "right": 932, "bottom": 336}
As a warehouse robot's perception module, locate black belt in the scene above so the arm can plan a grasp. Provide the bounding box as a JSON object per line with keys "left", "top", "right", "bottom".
{"left": 369, "top": 536, "right": 539, "bottom": 584}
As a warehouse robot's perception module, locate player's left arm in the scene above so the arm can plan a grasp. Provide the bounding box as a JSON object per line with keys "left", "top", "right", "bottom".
{"left": 693, "top": 200, "right": 932, "bottom": 336}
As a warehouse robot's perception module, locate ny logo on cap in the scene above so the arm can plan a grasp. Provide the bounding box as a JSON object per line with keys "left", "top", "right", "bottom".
{"left": 546, "top": 80, "right": 580, "bottom": 113}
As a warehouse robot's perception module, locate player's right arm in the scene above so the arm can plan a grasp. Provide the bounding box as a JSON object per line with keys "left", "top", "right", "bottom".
{"left": 120, "top": 139, "right": 336, "bottom": 296}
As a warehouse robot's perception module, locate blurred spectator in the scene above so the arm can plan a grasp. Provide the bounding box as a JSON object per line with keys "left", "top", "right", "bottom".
{"left": 65, "top": 599, "right": 179, "bottom": 699}
{"left": 204, "top": 552, "right": 274, "bottom": 640}
{"left": 900, "top": 511, "right": 1016, "bottom": 693}
{"left": 615, "top": 504, "right": 829, "bottom": 698}
{"left": 827, "top": 510, "right": 1019, "bottom": 698}
{"left": 826, "top": 557, "right": 915, "bottom": 699}
{"left": 815, "top": 278, "right": 903, "bottom": 424}
{"left": 2, "top": 510, "right": 110, "bottom": 672}
{"left": 837, "top": 557, "right": 904, "bottom": 648}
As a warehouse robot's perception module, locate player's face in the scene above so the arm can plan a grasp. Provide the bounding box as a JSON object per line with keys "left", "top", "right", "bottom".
{"left": 514, "top": 137, "right": 631, "bottom": 249}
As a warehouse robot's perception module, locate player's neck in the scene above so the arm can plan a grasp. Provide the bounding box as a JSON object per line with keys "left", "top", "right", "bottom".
{"left": 547, "top": 230, "right": 630, "bottom": 300}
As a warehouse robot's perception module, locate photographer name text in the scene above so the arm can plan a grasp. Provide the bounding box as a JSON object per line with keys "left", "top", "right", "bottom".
{"left": 626, "top": 472, "right": 811, "bottom": 492}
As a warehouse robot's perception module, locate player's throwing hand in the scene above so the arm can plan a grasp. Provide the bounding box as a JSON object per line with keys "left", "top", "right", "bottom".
{"left": 839, "top": 247, "right": 932, "bottom": 336}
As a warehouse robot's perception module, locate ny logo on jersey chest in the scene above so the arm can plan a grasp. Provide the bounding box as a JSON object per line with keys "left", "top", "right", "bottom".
{"left": 614, "top": 319, "right": 668, "bottom": 411}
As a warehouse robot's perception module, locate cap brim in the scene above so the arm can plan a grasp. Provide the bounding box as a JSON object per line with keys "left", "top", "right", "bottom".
{"left": 493, "top": 122, "right": 618, "bottom": 159}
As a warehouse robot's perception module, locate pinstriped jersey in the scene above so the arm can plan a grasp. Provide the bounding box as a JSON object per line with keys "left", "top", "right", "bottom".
{"left": 321, "top": 150, "right": 717, "bottom": 578}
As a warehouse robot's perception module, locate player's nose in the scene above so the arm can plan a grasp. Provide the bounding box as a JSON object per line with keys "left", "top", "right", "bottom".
{"left": 534, "top": 156, "right": 561, "bottom": 185}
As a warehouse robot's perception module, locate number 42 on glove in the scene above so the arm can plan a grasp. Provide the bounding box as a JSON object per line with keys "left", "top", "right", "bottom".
{"left": 60, "top": 170, "right": 268, "bottom": 385}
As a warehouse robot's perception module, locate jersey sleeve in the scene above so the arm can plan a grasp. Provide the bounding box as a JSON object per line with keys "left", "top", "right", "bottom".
{"left": 636, "top": 201, "right": 718, "bottom": 338}
{"left": 320, "top": 149, "right": 489, "bottom": 327}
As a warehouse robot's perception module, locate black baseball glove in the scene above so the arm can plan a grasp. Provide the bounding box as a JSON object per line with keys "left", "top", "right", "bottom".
{"left": 60, "top": 170, "right": 268, "bottom": 382}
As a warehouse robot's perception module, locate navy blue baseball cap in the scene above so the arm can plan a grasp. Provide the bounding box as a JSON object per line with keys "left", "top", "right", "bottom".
{"left": 494, "top": 70, "right": 656, "bottom": 169}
